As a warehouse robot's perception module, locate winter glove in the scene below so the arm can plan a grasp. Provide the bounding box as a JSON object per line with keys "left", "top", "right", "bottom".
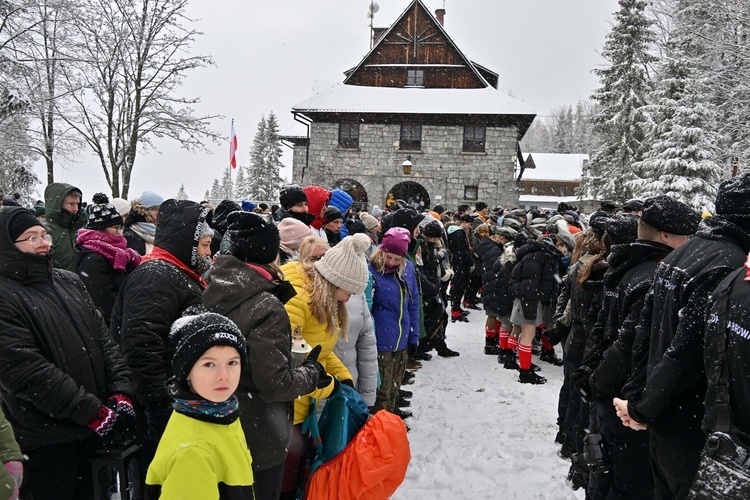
{"left": 440, "top": 268, "right": 454, "bottom": 282}
{"left": 341, "top": 379, "right": 355, "bottom": 389}
{"left": 571, "top": 368, "right": 593, "bottom": 403}
{"left": 301, "top": 345, "right": 332, "bottom": 389}
{"left": 86, "top": 404, "right": 119, "bottom": 448}
{"left": 108, "top": 394, "right": 137, "bottom": 443}
{"left": 145, "top": 400, "right": 173, "bottom": 444}
{"left": 407, "top": 343, "right": 419, "bottom": 358}
{"left": 4, "top": 460, "right": 22, "bottom": 499}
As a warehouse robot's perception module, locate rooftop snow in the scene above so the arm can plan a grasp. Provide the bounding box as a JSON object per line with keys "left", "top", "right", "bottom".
{"left": 291, "top": 83, "right": 536, "bottom": 116}
{"left": 523, "top": 153, "right": 589, "bottom": 181}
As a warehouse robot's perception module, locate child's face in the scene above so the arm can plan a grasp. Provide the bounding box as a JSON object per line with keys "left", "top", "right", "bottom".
{"left": 187, "top": 346, "right": 242, "bottom": 403}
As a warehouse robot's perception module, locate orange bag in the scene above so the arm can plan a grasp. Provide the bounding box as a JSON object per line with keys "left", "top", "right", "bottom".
{"left": 305, "top": 410, "right": 411, "bottom": 500}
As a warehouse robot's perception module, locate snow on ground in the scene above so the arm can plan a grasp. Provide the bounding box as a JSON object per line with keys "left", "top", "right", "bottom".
{"left": 393, "top": 309, "right": 584, "bottom": 500}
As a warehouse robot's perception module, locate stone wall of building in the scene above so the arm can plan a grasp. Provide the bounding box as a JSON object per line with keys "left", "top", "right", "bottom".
{"left": 291, "top": 122, "right": 520, "bottom": 211}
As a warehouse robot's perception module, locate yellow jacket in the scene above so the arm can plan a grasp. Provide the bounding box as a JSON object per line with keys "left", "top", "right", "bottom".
{"left": 145, "top": 411, "right": 253, "bottom": 499}
{"left": 281, "top": 261, "right": 353, "bottom": 424}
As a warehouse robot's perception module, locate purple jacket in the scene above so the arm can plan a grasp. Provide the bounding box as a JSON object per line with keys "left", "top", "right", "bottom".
{"left": 368, "top": 260, "right": 421, "bottom": 352}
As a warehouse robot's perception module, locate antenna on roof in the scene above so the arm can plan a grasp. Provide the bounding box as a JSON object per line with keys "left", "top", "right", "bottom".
{"left": 367, "top": 1, "right": 379, "bottom": 49}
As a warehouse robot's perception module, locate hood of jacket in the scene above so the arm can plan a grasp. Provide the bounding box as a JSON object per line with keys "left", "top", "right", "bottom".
{"left": 328, "top": 189, "right": 353, "bottom": 215}
{"left": 303, "top": 186, "right": 331, "bottom": 230}
{"left": 0, "top": 207, "right": 53, "bottom": 285}
{"left": 696, "top": 215, "right": 750, "bottom": 254}
{"left": 203, "top": 255, "right": 296, "bottom": 315}
{"left": 605, "top": 240, "right": 673, "bottom": 288}
{"left": 44, "top": 182, "right": 84, "bottom": 229}
{"left": 153, "top": 199, "right": 212, "bottom": 270}
{"left": 447, "top": 224, "right": 464, "bottom": 235}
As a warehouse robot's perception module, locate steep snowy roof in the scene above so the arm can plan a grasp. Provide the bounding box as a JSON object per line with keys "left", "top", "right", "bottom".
{"left": 291, "top": 83, "right": 536, "bottom": 116}
{"left": 523, "top": 153, "right": 588, "bottom": 181}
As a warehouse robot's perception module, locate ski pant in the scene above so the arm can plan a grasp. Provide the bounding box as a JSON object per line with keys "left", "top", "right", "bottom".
{"left": 650, "top": 431, "right": 702, "bottom": 500}
{"left": 373, "top": 349, "right": 408, "bottom": 412}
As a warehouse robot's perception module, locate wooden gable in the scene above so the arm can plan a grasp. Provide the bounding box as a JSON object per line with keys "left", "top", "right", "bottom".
{"left": 345, "top": 0, "right": 488, "bottom": 89}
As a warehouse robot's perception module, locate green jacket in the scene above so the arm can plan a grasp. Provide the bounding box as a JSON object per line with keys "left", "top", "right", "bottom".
{"left": 0, "top": 409, "right": 22, "bottom": 500}
{"left": 43, "top": 182, "right": 85, "bottom": 272}
{"left": 145, "top": 411, "right": 254, "bottom": 499}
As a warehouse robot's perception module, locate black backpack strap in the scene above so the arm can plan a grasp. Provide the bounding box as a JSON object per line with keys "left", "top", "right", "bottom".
{"left": 712, "top": 268, "right": 743, "bottom": 433}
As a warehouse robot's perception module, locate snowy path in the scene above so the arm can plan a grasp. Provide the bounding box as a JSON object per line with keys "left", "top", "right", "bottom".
{"left": 392, "top": 310, "right": 584, "bottom": 500}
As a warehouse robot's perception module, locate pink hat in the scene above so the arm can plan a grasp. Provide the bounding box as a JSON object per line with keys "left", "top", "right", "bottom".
{"left": 278, "top": 217, "right": 312, "bottom": 251}
{"left": 378, "top": 227, "right": 410, "bottom": 257}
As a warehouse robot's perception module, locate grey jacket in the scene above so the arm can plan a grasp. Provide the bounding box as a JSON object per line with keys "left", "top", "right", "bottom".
{"left": 335, "top": 293, "right": 378, "bottom": 406}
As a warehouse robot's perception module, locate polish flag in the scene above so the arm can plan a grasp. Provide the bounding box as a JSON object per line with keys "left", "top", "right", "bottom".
{"left": 229, "top": 122, "right": 238, "bottom": 169}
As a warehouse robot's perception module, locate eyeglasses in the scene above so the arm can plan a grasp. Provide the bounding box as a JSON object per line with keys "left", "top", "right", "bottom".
{"left": 15, "top": 234, "right": 53, "bottom": 248}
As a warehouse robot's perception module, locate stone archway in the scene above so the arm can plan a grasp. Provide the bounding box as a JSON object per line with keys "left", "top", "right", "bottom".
{"left": 387, "top": 181, "right": 430, "bottom": 212}
{"left": 331, "top": 178, "right": 369, "bottom": 212}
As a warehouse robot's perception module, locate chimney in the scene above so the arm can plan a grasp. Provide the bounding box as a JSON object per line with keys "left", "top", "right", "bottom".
{"left": 372, "top": 27, "right": 387, "bottom": 46}
{"left": 435, "top": 9, "right": 445, "bottom": 26}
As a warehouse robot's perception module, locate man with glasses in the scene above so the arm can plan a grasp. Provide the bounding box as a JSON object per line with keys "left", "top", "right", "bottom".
{"left": 0, "top": 206, "right": 134, "bottom": 499}
{"left": 43, "top": 182, "right": 86, "bottom": 271}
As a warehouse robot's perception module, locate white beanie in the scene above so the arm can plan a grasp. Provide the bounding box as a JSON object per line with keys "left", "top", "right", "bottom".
{"left": 314, "top": 233, "right": 370, "bottom": 294}
{"left": 111, "top": 197, "right": 131, "bottom": 217}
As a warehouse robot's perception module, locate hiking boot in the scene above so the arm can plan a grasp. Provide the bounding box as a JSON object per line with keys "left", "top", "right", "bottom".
{"left": 406, "top": 358, "right": 422, "bottom": 371}
{"left": 531, "top": 362, "right": 541, "bottom": 372}
{"left": 399, "top": 389, "right": 413, "bottom": 399}
{"left": 437, "top": 341, "right": 460, "bottom": 357}
{"left": 451, "top": 311, "right": 469, "bottom": 323}
{"left": 540, "top": 348, "right": 563, "bottom": 366}
{"left": 392, "top": 407, "right": 412, "bottom": 420}
{"left": 500, "top": 351, "right": 519, "bottom": 370}
{"left": 519, "top": 369, "right": 547, "bottom": 385}
{"left": 460, "top": 308, "right": 470, "bottom": 316}
{"left": 484, "top": 337, "right": 500, "bottom": 355}
{"left": 396, "top": 395, "right": 411, "bottom": 408}
{"left": 401, "top": 371, "right": 415, "bottom": 385}
{"left": 414, "top": 350, "right": 433, "bottom": 361}
{"left": 462, "top": 301, "right": 481, "bottom": 310}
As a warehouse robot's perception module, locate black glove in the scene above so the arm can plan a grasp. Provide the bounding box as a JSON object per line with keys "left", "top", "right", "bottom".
{"left": 145, "top": 400, "right": 173, "bottom": 443}
{"left": 571, "top": 368, "right": 592, "bottom": 403}
{"left": 108, "top": 394, "right": 137, "bottom": 442}
{"left": 86, "top": 405, "right": 120, "bottom": 449}
{"left": 341, "top": 379, "right": 355, "bottom": 389}
{"left": 301, "top": 345, "right": 332, "bottom": 389}
{"left": 407, "top": 343, "right": 419, "bottom": 358}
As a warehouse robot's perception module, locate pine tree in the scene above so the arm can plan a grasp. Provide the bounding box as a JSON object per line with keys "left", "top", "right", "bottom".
{"left": 585, "top": 0, "right": 657, "bottom": 202}
{"left": 247, "top": 113, "right": 284, "bottom": 201}
{"left": 203, "top": 189, "right": 210, "bottom": 202}
{"left": 234, "top": 166, "right": 247, "bottom": 200}
{"left": 552, "top": 106, "right": 574, "bottom": 153}
{"left": 175, "top": 183, "right": 188, "bottom": 201}
{"left": 209, "top": 178, "right": 221, "bottom": 204}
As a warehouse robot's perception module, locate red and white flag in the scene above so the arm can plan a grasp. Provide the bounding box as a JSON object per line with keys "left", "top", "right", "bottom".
{"left": 229, "top": 121, "right": 238, "bottom": 169}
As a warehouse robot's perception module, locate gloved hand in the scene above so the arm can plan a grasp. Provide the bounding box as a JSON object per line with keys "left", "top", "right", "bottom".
{"left": 571, "top": 368, "right": 592, "bottom": 403}
{"left": 341, "top": 379, "right": 355, "bottom": 389}
{"left": 407, "top": 343, "right": 419, "bottom": 358}
{"left": 108, "top": 393, "right": 137, "bottom": 442}
{"left": 86, "top": 404, "right": 120, "bottom": 448}
{"left": 4, "top": 460, "right": 22, "bottom": 499}
{"left": 145, "top": 400, "right": 173, "bottom": 443}
{"left": 301, "top": 345, "right": 332, "bottom": 389}
{"left": 440, "top": 268, "right": 454, "bottom": 282}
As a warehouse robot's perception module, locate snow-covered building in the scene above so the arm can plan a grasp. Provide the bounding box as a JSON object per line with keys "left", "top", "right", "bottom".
{"left": 517, "top": 153, "right": 588, "bottom": 210}
{"left": 282, "top": 0, "right": 535, "bottom": 211}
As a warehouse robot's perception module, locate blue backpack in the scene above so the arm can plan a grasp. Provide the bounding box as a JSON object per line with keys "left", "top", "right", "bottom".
{"left": 303, "top": 382, "right": 370, "bottom": 471}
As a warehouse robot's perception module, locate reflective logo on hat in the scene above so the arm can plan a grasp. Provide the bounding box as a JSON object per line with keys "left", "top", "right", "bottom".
{"left": 213, "top": 332, "right": 238, "bottom": 343}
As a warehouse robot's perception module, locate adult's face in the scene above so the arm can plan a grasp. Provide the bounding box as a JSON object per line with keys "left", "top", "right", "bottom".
{"left": 62, "top": 194, "right": 81, "bottom": 213}
{"left": 197, "top": 236, "right": 212, "bottom": 258}
{"left": 289, "top": 201, "right": 308, "bottom": 213}
{"left": 325, "top": 219, "right": 342, "bottom": 232}
{"left": 384, "top": 252, "right": 404, "bottom": 269}
{"left": 13, "top": 226, "right": 52, "bottom": 255}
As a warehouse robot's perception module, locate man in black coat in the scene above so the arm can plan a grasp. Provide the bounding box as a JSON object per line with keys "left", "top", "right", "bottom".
{"left": 447, "top": 214, "right": 473, "bottom": 322}
{"left": 111, "top": 199, "right": 213, "bottom": 465}
{"left": 615, "top": 174, "right": 750, "bottom": 499}
{"left": 575, "top": 196, "right": 698, "bottom": 499}
{"left": 0, "top": 207, "right": 134, "bottom": 499}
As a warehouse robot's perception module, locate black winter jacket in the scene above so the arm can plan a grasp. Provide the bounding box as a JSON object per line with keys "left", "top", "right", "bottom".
{"left": 703, "top": 265, "right": 750, "bottom": 439}
{"left": 508, "top": 239, "right": 559, "bottom": 320}
{"left": 626, "top": 216, "right": 750, "bottom": 446}
{"left": 111, "top": 201, "right": 209, "bottom": 407}
{"left": 203, "top": 256, "right": 320, "bottom": 471}
{"left": 479, "top": 237, "right": 505, "bottom": 314}
{"left": 448, "top": 226, "right": 472, "bottom": 274}
{"left": 73, "top": 247, "right": 132, "bottom": 326}
{"left": 0, "top": 207, "right": 132, "bottom": 450}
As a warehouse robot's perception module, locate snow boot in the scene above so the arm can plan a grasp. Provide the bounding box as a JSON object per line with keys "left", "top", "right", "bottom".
{"left": 399, "top": 389, "right": 413, "bottom": 399}
{"left": 414, "top": 350, "right": 433, "bottom": 361}
{"left": 405, "top": 358, "right": 422, "bottom": 371}
{"left": 401, "top": 371, "right": 415, "bottom": 385}
{"left": 540, "top": 348, "right": 563, "bottom": 366}
{"left": 392, "top": 407, "right": 412, "bottom": 420}
{"left": 396, "top": 395, "right": 411, "bottom": 408}
{"left": 484, "top": 337, "right": 501, "bottom": 355}
{"left": 501, "top": 351, "right": 519, "bottom": 370}
{"left": 462, "top": 300, "right": 480, "bottom": 310}
{"left": 436, "top": 341, "right": 460, "bottom": 357}
{"left": 519, "top": 369, "right": 547, "bottom": 385}
{"left": 450, "top": 310, "right": 469, "bottom": 323}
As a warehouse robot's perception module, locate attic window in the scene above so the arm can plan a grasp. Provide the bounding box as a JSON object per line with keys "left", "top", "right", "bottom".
{"left": 338, "top": 123, "right": 359, "bottom": 149}
{"left": 406, "top": 69, "right": 424, "bottom": 87}
{"left": 400, "top": 124, "right": 421, "bottom": 150}
{"left": 463, "top": 126, "right": 486, "bottom": 152}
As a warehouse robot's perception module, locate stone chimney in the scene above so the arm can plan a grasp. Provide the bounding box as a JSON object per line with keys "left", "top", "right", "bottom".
{"left": 435, "top": 9, "right": 445, "bottom": 26}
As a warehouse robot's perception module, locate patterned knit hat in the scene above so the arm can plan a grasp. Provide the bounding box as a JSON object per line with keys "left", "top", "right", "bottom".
{"left": 86, "top": 193, "right": 123, "bottom": 230}
{"left": 314, "top": 233, "right": 370, "bottom": 294}
{"left": 170, "top": 311, "right": 247, "bottom": 392}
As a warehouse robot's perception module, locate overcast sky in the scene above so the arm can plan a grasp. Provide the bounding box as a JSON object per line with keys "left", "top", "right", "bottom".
{"left": 37, "top": 0, "right": 619, "bottom": 203}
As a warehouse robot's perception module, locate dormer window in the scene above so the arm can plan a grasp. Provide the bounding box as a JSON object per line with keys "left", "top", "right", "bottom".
{"left": 406, "top": 69, "right": 424, "bottom": 87}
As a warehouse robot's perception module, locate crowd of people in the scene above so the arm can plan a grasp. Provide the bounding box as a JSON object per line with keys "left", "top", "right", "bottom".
{"left": 0, "top": 174, "right": 748, "bottom": 499}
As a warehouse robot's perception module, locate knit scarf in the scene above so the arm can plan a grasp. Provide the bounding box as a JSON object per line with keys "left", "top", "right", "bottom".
{"left": 172, "top": 392, "right": 240, "bottom": 425}
{"left": 130, "top": 221, "right": 156, "bottom": 244}
{"left": 77, "top": 229, "right": 142, "bottom": 271}
{"left": 141, "top": 247, "right": 206, "bottom": 288}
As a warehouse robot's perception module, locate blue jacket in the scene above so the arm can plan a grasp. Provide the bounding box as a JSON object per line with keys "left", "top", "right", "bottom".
{"left": 368, "top": 260, "right": 420, "bottom": 352}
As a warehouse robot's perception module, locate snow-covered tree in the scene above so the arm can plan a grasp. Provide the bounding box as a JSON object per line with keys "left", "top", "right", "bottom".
{"left": 233, "top": 164, "right": 248, "bottom": 200}
{"left": 246, "top": 113, "right": 284, "bottom": 201}
{"left": 0, "top": 112, "right": 39, "bottom": 201}
{"left": 209, "top": 178, "right": 221, "bottom": 203}
{"left": 175, "top": 183, "right": 188, "bottom": 201}
{"left": 585, "top": 0, "right": 657, "bottom": 202}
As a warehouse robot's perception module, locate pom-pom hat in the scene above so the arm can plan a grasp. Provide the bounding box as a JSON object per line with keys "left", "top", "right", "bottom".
{"left": 314, "top": 233, "right": 370, "bottom": 294}
{"left": 86, "top": 193, "right": 123, "bottom": 230}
